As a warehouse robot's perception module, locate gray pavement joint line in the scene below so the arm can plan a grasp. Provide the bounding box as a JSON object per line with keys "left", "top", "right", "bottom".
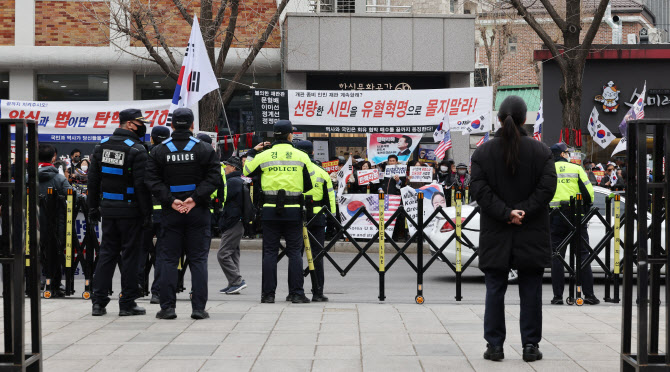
{"left": 429, "top": 305, "right": 476, "bottom": 371}
{"left": 401, "top": 305, "right": 427, "bottom": 372}
{"left": 84, "top": 343, "right": 123, "bottom": 371}
{"left": 248, "top": 303, "right": 285, "bottom": 372}
{"left": 356, "top": 304, "right": 363, "bottom": 372}
{"left": 45, "top": 308, "right": 100, "bottom": 361}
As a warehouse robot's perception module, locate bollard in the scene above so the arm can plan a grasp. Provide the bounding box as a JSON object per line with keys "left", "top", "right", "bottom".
{"left": 25, "top": 191, "right": 30, "bottom": 268}
{"left": 43, "top": 187, "right": 55, "bottom": 299}
{"left": 455, "top": 191, "right": 462, "bottom": 301}
{"left": 64, "top": 188, "right": 76, "bottom": 296}
{"left": 575, "top": 193, "right": 584, "bottom": 306}
{"left": 378, "top": 191, "right": 385, "bottom": 301}
{"left": 303, "top": 196, "right": 320, "bottom": 295}
{"left": 451, "top": 187, "right": 455, "bottom": 207}
{"left": 415, "top": 192, "right": 424, "bottom": 304}
{"left": 367, "top": 183, "right": 370, "bottom": 194}
{"left": 613, "top": 194, "right": 621, "bottom": 303}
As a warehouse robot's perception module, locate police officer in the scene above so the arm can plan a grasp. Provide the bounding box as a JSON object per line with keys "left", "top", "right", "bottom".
{"left": 145, "top": 108, "right": 222, "bottom": 320}
{"left": 295, "top": 140, "right": 336, "bottom": 302}
{"left": 549, "top": 143, "right": 599, "bottom": 305}
{"left": 145, "top": 126, "right": 170, "bottom": 305}
{"left": 243, "top": 120, "right": 314, "bottom": 304}
{"left": 88, "top": 108, "right": 152, "bottom": 317}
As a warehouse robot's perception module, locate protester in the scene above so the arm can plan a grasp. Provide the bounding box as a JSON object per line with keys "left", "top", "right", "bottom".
{"left": 454, "top": 163, "right": 471, "bottom": 190}
{"left": 599, "top": 164, "right": 617, "bottom": 189}
{"left": 380, "top": 155, "right": 405, "bottom": 195}
{"left": 348, "top": 161, "right": 373, "bottom": 193}
{"left": 436, "top": 159, "right": 452, "bottom": 185}
{"left": 584, "top": 160, "right": 597, "bottom": 185}
{"left": 71, "top": 158, "right": 90, "bottom": 185}
{"left": 471, "top": 95, "right": 557, "bottom": 363}
{"left": 68, "top": 148, "right": 82, "bottom": 181}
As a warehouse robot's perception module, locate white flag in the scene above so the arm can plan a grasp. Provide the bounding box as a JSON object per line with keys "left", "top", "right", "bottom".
{"left": 587, "top": 106, "right": 616, "bottom": 148}
{"left": 587, "top": 106, "right": 599, "bottom": 137}
{"left": 612, "top": 137, "right": 627, "bottom": 157}
{"left": 433, "top": 113, "right": 448, "bottom": 142}
{"left": 462, "top": 111, "right": 492, "bottom": 135}
{"left": 533, "top": 100, "right": 544, "bottom": 140}
{"left": 337, "top": 156, "right": 354, "bottom": 198}
{"left": 167, "top": 15, "right": 220, "bottom": 126}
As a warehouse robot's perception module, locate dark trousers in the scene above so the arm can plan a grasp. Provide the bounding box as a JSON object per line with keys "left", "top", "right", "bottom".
{"left": 158, "top": 206, "right": 210, "bottom": 311}
{"left": 142, "top": 222, "right": 163, "bottom": 296}
{"left": 92, "top": 217, "right": 142, "bottom": 309}
{"left": 484, "top": 269, "right": 543, "bottom": 347}
{"left": 550, "top": 214, "right": 595, "bottom": 297}
{"left": 308, "top": 224, "right": 326, "bottom": 294}
{"left": 262, "top": 220, "right": 304, "bottom": 296}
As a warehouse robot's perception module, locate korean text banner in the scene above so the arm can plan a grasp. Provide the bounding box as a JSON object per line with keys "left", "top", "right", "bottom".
{"left": 337, "top": 193, "right": 399, "bottom": 239}
{"left": 253, "top": 87, "right": 493, "bottom": 133}
{"left": 400, "top": 184, "right": 444, "bottom": 236}
{"left": 0, "top": 99, "right": 171, "bottom": 142}
{"left": 368, "top": 133, "right": 423, "bottom": 164}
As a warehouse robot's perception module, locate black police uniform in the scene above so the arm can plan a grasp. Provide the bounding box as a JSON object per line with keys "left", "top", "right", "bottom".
{"left": 88, "top": 121, "right": 151, "bottom": 313}
{"left": 145, "top": 120, "right": 222, "bottom": 315}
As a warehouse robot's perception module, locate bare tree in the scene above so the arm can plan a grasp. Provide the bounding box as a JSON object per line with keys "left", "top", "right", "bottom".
{"left": 506, "top": 0, "right": 610, "bottom": 145}
{"left": 83, "top": 0, "right": 290, "bottom": 132}
{"left": 478, "top": 19, "right": 513, "bottom": 103}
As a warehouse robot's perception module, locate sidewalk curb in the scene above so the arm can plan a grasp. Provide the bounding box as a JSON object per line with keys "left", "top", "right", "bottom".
{"left": 211, "top": 238, "right": 422, "bottom": 254}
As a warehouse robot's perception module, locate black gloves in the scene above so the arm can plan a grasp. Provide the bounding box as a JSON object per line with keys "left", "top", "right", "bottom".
{"left": 89, "top": 208, "right": 101, "bottom": 223}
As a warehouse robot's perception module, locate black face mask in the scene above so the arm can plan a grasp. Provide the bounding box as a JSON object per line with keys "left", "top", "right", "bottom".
{"left": 72, "top": 156, "right": 80, "bottom": 162}
{"left": 133, "top": 123, "right": 147, "bottom": 138}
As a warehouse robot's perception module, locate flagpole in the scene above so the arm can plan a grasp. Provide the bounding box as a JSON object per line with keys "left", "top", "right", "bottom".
{"left": 215, "top": 88, "right": 237, "bottom": 152}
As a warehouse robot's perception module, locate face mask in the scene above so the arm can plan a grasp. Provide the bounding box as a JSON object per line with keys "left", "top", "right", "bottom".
{"left": 73, "top": 156, "right": 80, "bottom": 162}
{"left": 440, "top": 166, "right": 448, "bottom": 172}
{"left": 133, "top": 123, "right": 147, "bottom": 138}
{"left": 81, "top": 165, "right": 88, "bottom": 172}
{"left": 458, "top": 170, "right": 466, "bottom": 175}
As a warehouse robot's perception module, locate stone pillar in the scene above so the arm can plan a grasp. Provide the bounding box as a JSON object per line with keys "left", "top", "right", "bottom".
{"left": 9, "top": 70, "right": 35, "bottom": 100}
{"left": 108, "top": 70, "right": 135, "bottom": 101}
{"left": 15, "top": 0, "right": 35, "bottom": 46}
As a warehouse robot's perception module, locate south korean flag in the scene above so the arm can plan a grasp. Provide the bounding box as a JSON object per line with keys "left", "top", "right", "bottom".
{"left": 463, "top": 111, "right": 492, "bottom": 135}
{"left": 588, "top": 106, "right": 616, "bottom": 148}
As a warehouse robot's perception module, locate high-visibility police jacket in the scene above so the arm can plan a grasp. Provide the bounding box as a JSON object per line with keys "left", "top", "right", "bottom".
{"left": 88, "top": 128, "right": 151, "bottom": 218}
{"left": 550, "top": 158, "right": 594, "bottom": 208}
{"left": 145, "top": 130, "right": 222, "bottom": 211}
{"left": 243, "top": 141, "right": 314, "bottom": 221}
{"left": 304, "top": 161, "right": 336, "bottom": 226}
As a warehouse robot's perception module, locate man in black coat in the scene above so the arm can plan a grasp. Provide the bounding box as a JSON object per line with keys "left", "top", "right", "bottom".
{"left": 471, "top": 126, "right": 556, "bottom": 362}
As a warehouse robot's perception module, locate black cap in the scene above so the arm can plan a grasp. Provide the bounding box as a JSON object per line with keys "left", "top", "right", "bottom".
{"left": 196, "top": 133, "right": 213, "bottom": 144}
{"left": 456, "top": 162, "right": 468, "bottom": 169}
{"left": 119, "top": 108, "right": 150, "bottom": 125}
{"left": 295, "top": 140, "right": 313, "bottom": 154}
{"left": 550, "top": 142, "right": 569, "bottom": 154}
{"left": 223, "top": 156, "right": 243, "bottom": 170}
{"left": 273, "top": 120, "right": 295, "bottom": 135}
{"left": 151, "top": 126, "right": 170, "bottom": 143}
{"left": 172, "top": 108, "right": 194, "bottom": 128}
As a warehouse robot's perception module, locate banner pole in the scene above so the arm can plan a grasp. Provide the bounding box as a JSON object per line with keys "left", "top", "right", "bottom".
{"left": 378, "top": 191, "right": 386, "bottom": 302}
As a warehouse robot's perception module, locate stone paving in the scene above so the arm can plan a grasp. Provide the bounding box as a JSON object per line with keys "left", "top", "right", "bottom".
{"left": 28, "top": 298, "right": 650, "bottom": 372}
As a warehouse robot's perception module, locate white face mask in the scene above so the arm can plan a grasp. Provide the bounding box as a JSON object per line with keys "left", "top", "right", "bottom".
{"left": 81, "top": 166, "right": 88, "bottom": 172}
{"left": 440, "top": 166, "right": 448, "bottom": 172}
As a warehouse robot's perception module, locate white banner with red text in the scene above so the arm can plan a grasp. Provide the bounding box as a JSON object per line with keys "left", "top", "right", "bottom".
{"left": 0, "top": 99, "right": 173, "bottom": 142}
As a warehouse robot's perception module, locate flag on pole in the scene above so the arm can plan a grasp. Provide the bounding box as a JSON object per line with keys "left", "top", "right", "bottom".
{"left": 167, "top": 15, "right": 220, "bottom": 127}
{"left": 337, "top": 156, "right": 354, "bottom": 197}
{"left": 612, "top": 137, "right": 627, "bottom": 157}
{"left": 619, "top": 81, "right": 646, "bottom": 137}
{"left": 587, "top": 106, "right": 616, "bottom": 148}
{"left": 476, "top": 132, "right": 490, "bottom": 147}
{"left": 533, "top": 100, "right": 544, "bottom": 141}
{"left": 434, "top": 129, "right": 452, "bottom": 160}
{"left": 463, "top": 112, "right": 492, "bottom": 135}
{"left": 433, "top": 113, "right": 448, "bottom": 142}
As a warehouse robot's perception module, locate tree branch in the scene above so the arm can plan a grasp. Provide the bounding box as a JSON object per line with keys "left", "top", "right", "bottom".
{"left": 146, "top": 9, "right": 180, "bottom": 71}
{"left": 538, "top": 0, "right": 567, "bottom": 31}
{"left": 130, "top": 11, "right": 179, "bottom": 80}
{"left": 215, "top": 0, "right": 240, "bottom": 76}
{"left": 577, "top": 0, "right": 611, "bottom": 61}
{"left": 507, "top": 0, "right": 567, "bottom": 73}
{"left": 213, "top": 0, "right": 230, "bottom": 30}
{"left": 171, "top": 0, "right": 193, "bottom": 25}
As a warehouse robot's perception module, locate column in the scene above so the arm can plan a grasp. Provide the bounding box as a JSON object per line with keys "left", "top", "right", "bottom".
{"left": 9, "top": 70, "right": 35, "bottom": 100}
{"left": 108, "top": 70, "right": 135, "bottom": 101}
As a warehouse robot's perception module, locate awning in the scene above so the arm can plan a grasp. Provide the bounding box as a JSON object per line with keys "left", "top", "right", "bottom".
{"left": 495, "top": 85, "right": 541, "bottom": 112}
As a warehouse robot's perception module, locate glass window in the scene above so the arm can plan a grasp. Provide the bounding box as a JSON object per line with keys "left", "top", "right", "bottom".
{"left": 135, "top": 74, "right": 177, "bottom": 100}
{"left": 37, "top": 74, "right": 108, "bottom": 101}
{"left": 508, "top": 37, "right": 517, "bottom": 53}
{"left": 0, "top": 73, "right": 8, "bottom": 99}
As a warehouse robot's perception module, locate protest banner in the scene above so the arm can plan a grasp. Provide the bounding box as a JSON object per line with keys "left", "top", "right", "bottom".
{"left": 337, "top": 193, "right": 399, "bottom": 239}
{"left": 409, "top": 166, "right": 433, "bottom": 183}
{"left": 357, "top": 169, "right": 380, "bottom": 185}
{"left": 418, "top": 144, "right": 437, "bottom": 164}
{"left": 0, "top": 99, "right": 171, "bottom": 142}
{"left": 367, "top": 133, "right": 422, "bottom": 164}
{"left": 593, "top": 170, "right": 605, "bottom": 184}
{"left": 400, "top": 184, "right": 444, "bottom": 236}
{"left": 384, "top": 164, "right": 407, "bottom": 178}
{"left": 252, "top": 87, "right": 493, "bottom": 133}
{"left": 322, "top": 160, "right": 340, "bottom": 174}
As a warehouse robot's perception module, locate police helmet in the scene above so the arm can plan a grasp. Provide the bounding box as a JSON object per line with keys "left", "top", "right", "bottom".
{"left": 172, "top": 108, "right": 194, "bottom": 129}
{"left": 295, "top": 140, "right": 313, "bottom": 154}
{"left": 273, "top": 120, "right": 295, "bottom": 135}
{"left": 151, "top": 126, "right": 170, "bottom": 144}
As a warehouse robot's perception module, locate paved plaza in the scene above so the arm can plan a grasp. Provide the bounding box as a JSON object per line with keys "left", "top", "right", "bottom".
{"left": 19, "top": 251, "right": 660, "bottom": 371}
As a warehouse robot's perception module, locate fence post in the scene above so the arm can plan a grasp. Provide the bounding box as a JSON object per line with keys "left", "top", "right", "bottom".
{"left": 455, "top": 191, "right": 462, "bottom": 301}
{"left": 43, "top": 187, "right": 55, "bottom": 299}
{"left": 575, "top": 193, "right": 584, "bottom": 306}
{"left": 451, "top": 187, "right": 455, "bottom": 207}
{"left": 25, "top": 190, "right": 30, "bottom": 268}
{"left": 613, "top": 194, "right": 621, "bottom": 303}
{"left": 303, "top": 195, "right": 320, "bottom": 296}
{"left": 378, "top": 191, "right": 386, "bottom": 301}
{"left": 465, "top": 186, "right": 469, "bottom": 204}
{"left": 604, "top": 195, "right": 612, "bottom": 302}
{"left": 567, "top": 197, "right": 576, "bottom": 305}
{"left": 65, "top": 188, "right": 74, "bottom": 296}
{"left": 415, "top": 192, "right": 424, "bottom": 304}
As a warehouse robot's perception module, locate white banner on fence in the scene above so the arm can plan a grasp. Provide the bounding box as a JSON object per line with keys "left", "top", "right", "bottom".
{"left": 400, "top": 184, "right": 445, "bottom": 236}
{"left": 409, "top": 166, "right": 434, "bottom": 183}
{"left": 357, "top": 169, "right": 380, "bottom": 185}
{"left": 337, "top": 193, "right": 399, "bottom": 239}
{"left": 0, "top": 99, "right": 173, "bottom": 142}
{"left": 384, "top": 164, "right": 407, "bottom": 178}
{"left": 367, "top": 133, "right": 423, "bottom": 164}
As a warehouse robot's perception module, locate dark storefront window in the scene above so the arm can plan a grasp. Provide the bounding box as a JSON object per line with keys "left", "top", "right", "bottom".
{"left": 37, "top": 73, "right": 108, "bottom": 101}
{"left": 222, "top": 74, "right": 281, "bottom": 135}
{"left": 136, "top": 74, "right": 177, "bottom": 100}
{"left": 0, "top": 73, "right": 8, "bottom": 99}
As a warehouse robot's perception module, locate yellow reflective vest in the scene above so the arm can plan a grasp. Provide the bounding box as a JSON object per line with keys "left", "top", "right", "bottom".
{"left": 304, "top": 162, "right": 336, "bottom": 216}
{"left": 550, "top": 159, "right": 594, "bottom": 208}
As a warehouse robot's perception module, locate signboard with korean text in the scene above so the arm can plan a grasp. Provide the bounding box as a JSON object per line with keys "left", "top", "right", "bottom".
{"left": 384, "top": 164, "right": 407, "bottom": 178}
{"left": 337, "top": 193, "right": 399, "bottom": 239}
{"left": 0, "top": 99, "right": 172, "bottom": 142}
{"left": 409, "top": 166, "right": 433, "bottom": 183}
{"left": 322, "top": 160, "right": 339, "bottom": 174}
{"left": 252, "top": 87, "right": 493, "bottom": 133}
{"left": 357, "top": 169, "right": 380, "bottom": 185}
{"left": 367, "top": 133, "right": 422, "bottom": 164}
{"left": 418, "top": 144, "right": 438, "bottom": 164}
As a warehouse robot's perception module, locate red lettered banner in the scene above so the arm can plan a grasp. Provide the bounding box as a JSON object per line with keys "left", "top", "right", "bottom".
{"left": 323, "top": 160, "right": 340, "bottom": 174}
{"left": 357, "top": 169, "right": 379, "bottom": 185}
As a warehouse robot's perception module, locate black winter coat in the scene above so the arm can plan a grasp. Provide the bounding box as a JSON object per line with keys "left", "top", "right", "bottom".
{"left": 220, "top": 171, "right": 244, "bottom": 229}
{"left": 470, "top": 129, "right": 557, "bottom": 271}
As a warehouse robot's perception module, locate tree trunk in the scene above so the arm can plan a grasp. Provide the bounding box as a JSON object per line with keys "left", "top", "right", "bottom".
{"left": 558, "top": 61, "right": 584, "bottom": 145}
{"left": 198, "top": 91, "right": 222, "bottom": 132}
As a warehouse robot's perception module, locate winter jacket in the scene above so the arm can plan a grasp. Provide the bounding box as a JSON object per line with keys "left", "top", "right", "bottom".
{"left": 38, "top": 165, "right": 71, "bottom": 240}
{"left": 470, "top": 128, "right": 557, "bottom": 271}
{"left": 220, "top": 171, "right": 244, "bottom": 230}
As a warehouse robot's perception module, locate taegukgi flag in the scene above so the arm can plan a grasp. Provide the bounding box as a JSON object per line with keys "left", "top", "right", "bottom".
{"left": 587, "top": 106, "right": 616, "bottom": 148}
{"left": 460, "top": 112, "right": 492, "bottom": 135}
{"left": 533, "top": 100, "right": 543, "bottom": 141}
{"left": 167, "top": 15, "right": 219, "bottom": 126}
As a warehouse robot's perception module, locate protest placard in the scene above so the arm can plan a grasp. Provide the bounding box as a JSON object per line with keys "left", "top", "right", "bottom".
{"left": 322, "top": 160, "right": 340, "bottom": 174}
{"left": 384, "top": 164, "right": 407, "bottom": 178}
{"left": 357, "top": 169, "right": 380, "bottom": 185}
{"left": 409, "top": 166, "right": 433, "bottom": 183}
